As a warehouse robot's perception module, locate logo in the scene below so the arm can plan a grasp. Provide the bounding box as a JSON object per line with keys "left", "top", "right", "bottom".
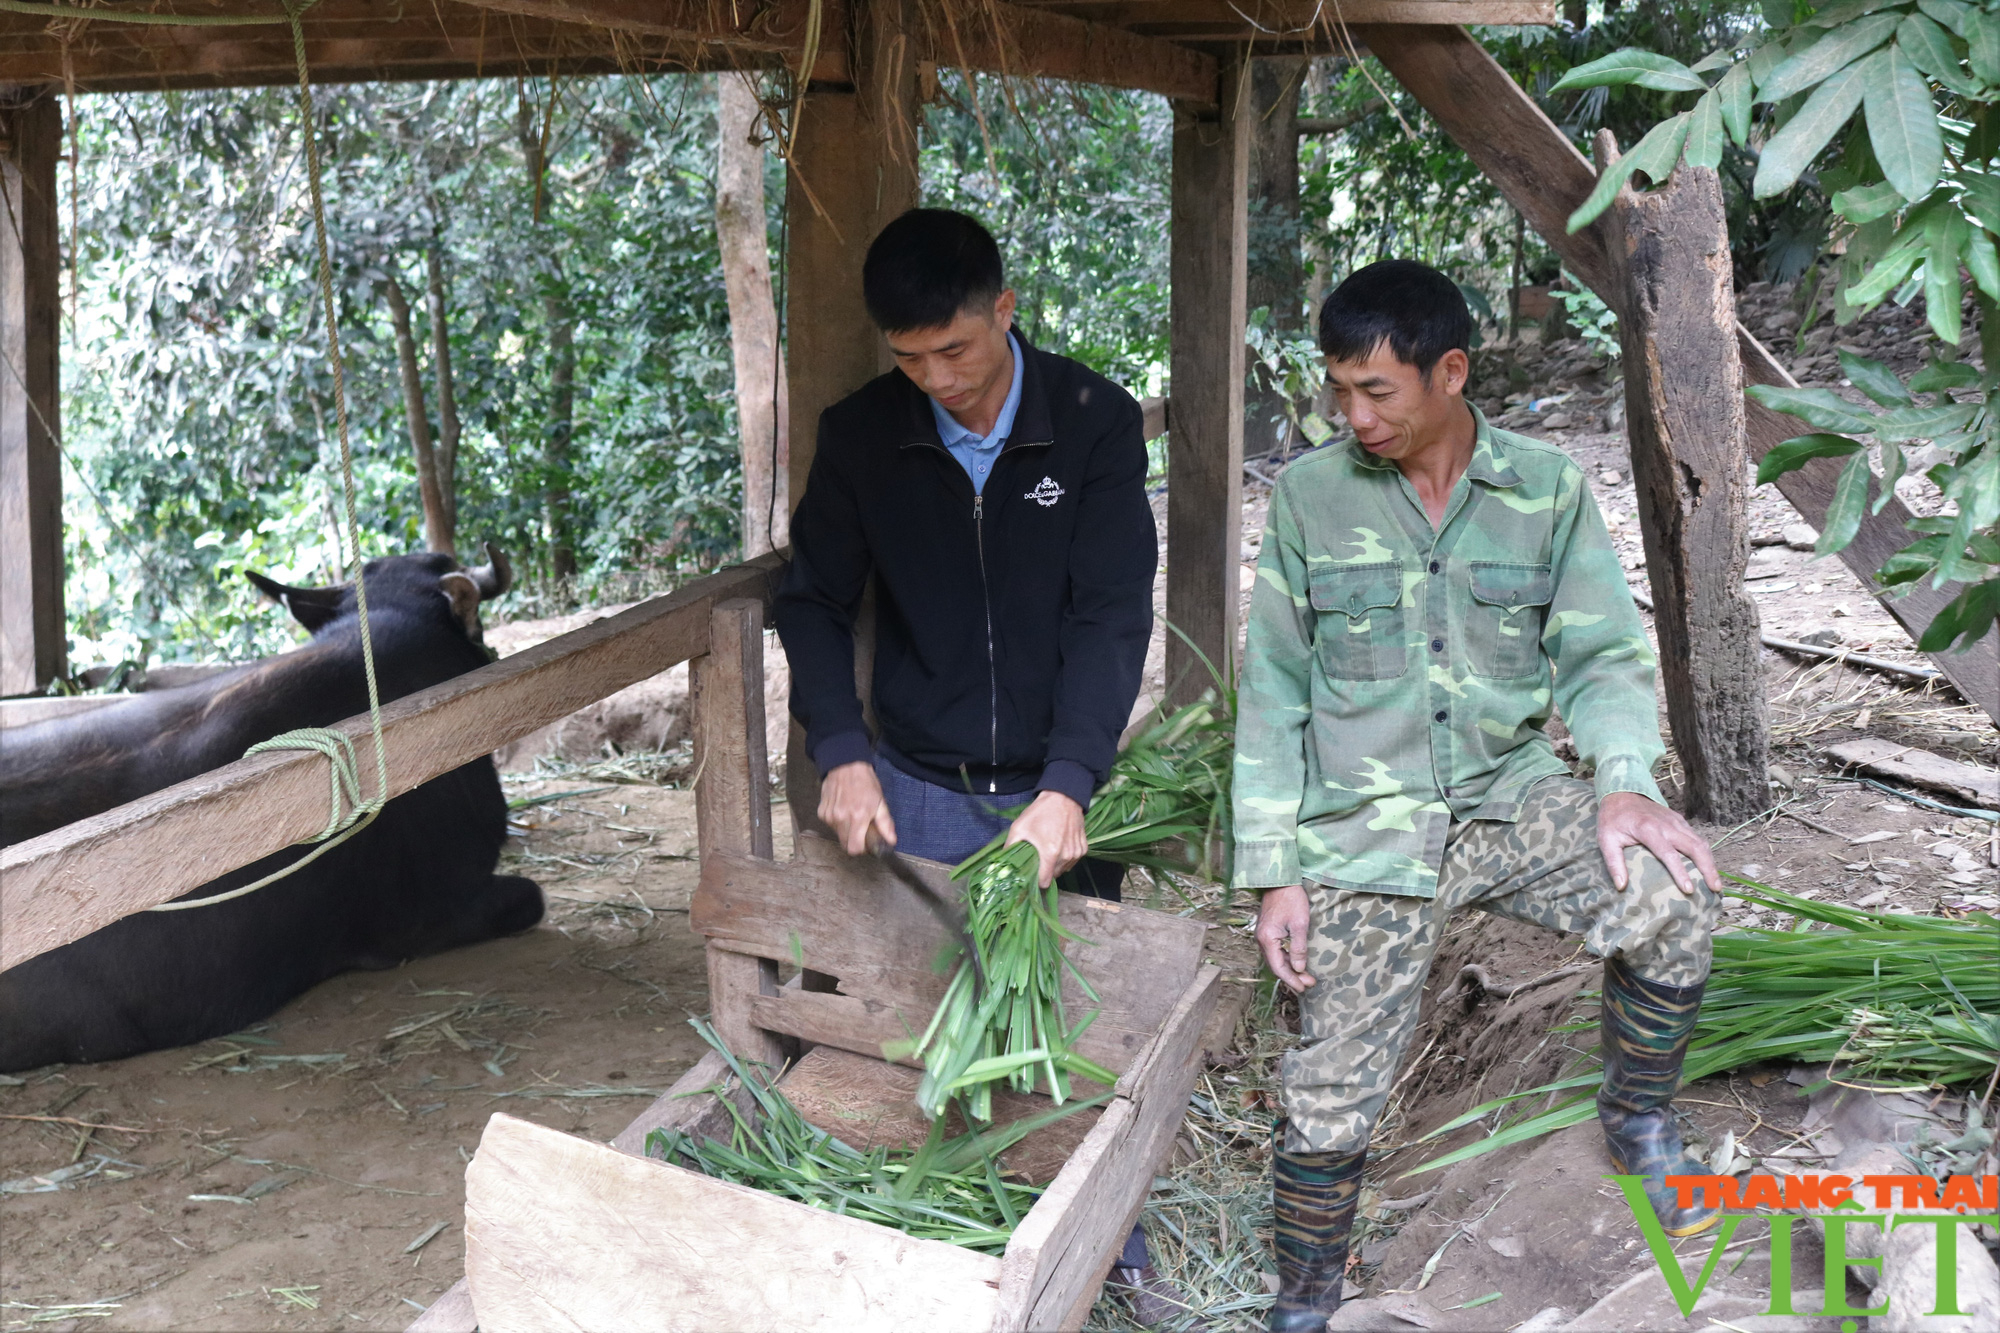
{"left": 1618, "top": 1172, "right": 1999, "bottom": 1324}
{"left": 1025, "top": 477, "right": 1065, "bottom": 507}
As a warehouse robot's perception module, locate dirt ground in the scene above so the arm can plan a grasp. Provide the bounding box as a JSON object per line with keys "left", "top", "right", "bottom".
{"left": 6, "top": 279, "right": 1997, "bottom": 1332}
{"left": 1, "top": 782, "right": 789, "bottom": 1332}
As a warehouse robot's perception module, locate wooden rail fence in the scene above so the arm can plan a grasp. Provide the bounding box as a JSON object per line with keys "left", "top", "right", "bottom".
{"left": 0, "top": 551, "right": 788, "bottom": 975}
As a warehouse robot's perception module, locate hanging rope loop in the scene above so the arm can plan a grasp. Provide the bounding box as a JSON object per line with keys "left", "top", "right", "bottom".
{"left": 150, "top": 0, "right": 390, "bottom": 914}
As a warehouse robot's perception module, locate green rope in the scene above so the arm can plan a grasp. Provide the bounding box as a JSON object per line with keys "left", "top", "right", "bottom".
{"left": 149, "top": 0, "right": 388, "bottom": 914}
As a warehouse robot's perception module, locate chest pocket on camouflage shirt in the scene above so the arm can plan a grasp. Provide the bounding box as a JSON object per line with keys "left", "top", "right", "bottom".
{"left": 1308, "top": 563, "right": 1406, "bottom": 681}
{"left": 1468, "top": 562, "right": 1553, "bottom": 678}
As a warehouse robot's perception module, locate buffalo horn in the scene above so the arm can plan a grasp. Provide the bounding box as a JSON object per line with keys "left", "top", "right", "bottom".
{"left": 466, "top": 542, "right": 513, "bottom": 600}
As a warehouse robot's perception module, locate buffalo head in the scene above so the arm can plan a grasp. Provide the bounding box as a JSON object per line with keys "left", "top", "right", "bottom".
{"left": 246, "top": 543, "right": 514, "bottom": 642}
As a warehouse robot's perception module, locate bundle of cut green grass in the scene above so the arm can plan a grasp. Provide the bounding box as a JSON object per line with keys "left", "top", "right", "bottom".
{"left": 646, "top": 1020, "right": 1104, "bottom": 1252}
{"left": 893, "top": 696, "right": 1234, "bottom": 1122}
{"left": 1406, "top": 884, "right": 2000, "bottom": 1175}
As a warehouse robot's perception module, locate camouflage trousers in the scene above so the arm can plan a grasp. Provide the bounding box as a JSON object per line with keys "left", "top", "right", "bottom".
{"left": 1280, "top": 776, "right": 1717, "bottom": 1153}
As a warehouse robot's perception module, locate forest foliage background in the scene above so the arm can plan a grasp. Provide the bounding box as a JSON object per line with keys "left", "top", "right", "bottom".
{"left": 55, "top": 4, "right": 1790, "bottom": 677}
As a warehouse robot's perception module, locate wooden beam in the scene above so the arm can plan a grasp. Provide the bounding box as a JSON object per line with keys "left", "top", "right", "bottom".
{"left": 780, "top": 0, "right": 920, "bottom": 826}
{"left": 1165, "top": 61, "right": 1247, "bottom": 708}
{"left": 1608, "top": 155, "right": 1769, "bottom": 822}
{"left": 693, "top": 596, "right": 787, "bottom": 1069}
{"left": 947, "top": 3, "right": 1216, "bottom": 103}
{"left": 0, "top": 90, "right": 62, "bottom": 697}
{"left": 0, "top": 0, "right": 1217, "bottom": 101}
{"left": 1023, "top": 0, "right": 1556, "bottom": 41}
{"left": 1359, "top": 23, "right": 2000, "bottom": 723}
{"left": 0, "top": 553, "right": 786, "bottom": 974}
{"left": 0, "top": 1, "right": 781, "bottom": 92}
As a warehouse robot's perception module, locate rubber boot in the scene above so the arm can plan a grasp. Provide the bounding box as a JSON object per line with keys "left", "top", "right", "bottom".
{"left": 1597, "top": 955, "right": 1718, "bottom": 1237}
{"left": 1270, "top": 1128, "right": 1365, "bottom": 1333}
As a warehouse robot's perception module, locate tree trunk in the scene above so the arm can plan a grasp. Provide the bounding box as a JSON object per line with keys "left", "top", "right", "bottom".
{"left": 382, "top": 271, "right": 451, "bottom": 555}
{"left": 715, "top": 73, "right": 790, "bottom": 558}
{"left": 1246, "top": 56, "right": 1304, "bottom": 458}
{"left": 1605, "top": 143, "right": 1769, "bottom": 822}
{"left": 426, "top": 243, "right": 462, "bottom": 549}
{"left": 543, "top": 284, "right": 577, "bottom": 583}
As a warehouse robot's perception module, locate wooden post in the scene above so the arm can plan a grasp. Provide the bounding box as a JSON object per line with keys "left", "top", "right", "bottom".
{"left": 694, "top": 596, "right": 785, "bottom": 1068}
{"left": 1166, "top": 61, "right": 1248, "bottom": 707}
{"left": 1359, "top": 22, "right": 1999, "bottom": 724}
{"left": 1605, "top": 149, "right": 1769, "bottom": 822}
{"left": 781, "top": 0, "right": 919, "bottom": 825}
{"left": 0, "top": 91, "right": 62, "bottom": 697}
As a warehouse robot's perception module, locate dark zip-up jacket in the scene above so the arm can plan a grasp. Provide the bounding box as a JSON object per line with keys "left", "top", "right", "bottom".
{"left": 774, "top": 334, "right": 1157, "bottom": 808}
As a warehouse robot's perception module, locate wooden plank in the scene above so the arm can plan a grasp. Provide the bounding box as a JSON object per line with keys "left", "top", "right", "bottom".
{"left": 404, "top": 1281, "right": 477, "bottom": 1333}
{"left": 475, "top": 0, "right": 1217, "bottom": 101}
{"left": 993, "top": 964, "right": 1223, "bottom": 1331}
{"left": 951, "top": 3, "right": 1216, "bottom": 103}
{"left": 1026, "top": 1, "right": 1556, "bottom": 38}
{"left": 0, "top": 92, "right": 62, "bottom": 696}
{"left": 1165, "top": 62, "right": 1247, "bottom": 709}
{"left": 1608, "top": 156, "right": 1769, "bottom": 821}
{"left": 408, "top": 1049, "right": 754, "bottom": 1332}
{"left": 1359, "top": 22, "right": 2000, "bottom": 724}
{"left": 1823, "top": 739, "right": 1999, "bottom": 810}
{"left": 0, "top": 552, "right": 785, "bottom": 974}
{"left": 693, "top": 836, "right": 1209, "bottom": 1076}
{"left": 607, "top": 1046, "right": 748, "bottom": 1157}
{"left": 0, "top": 1, "right": 771, "bottom": 91}
{"left": 774, "top": 1044, "right": 1101, "bottom": 1186}
{"left": 694, "top": 598, "right": 773, "bottom": 860}
{"left": 463, "top": 1111, "right": 1002, "bottom": 1333}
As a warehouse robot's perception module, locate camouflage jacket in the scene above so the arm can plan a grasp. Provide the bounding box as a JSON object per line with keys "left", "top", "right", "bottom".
{"left": 1231, "top": 407, "right": 1664, "bottom": 897}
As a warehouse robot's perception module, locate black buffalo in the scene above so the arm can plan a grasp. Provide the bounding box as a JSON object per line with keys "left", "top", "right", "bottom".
{"left": 0, "top": 550, "right": 544, "bottom": 1072}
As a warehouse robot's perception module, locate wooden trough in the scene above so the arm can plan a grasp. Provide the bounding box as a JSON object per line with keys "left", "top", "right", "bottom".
{"left": 411, "top": 596, "right": 1222, "bottom": 1332}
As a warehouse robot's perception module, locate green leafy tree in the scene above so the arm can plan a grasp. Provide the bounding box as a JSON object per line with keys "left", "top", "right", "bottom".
{"left": 1559, "top": 0, "right": 2000, "bottom": 652}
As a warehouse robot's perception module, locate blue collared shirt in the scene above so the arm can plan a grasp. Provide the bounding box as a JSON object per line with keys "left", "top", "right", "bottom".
{"left": 929, "top": 332, "right": 1023, "bottom": 495}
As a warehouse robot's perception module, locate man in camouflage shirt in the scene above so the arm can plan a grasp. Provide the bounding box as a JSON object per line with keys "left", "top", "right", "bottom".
{"left": 1235, "top": 261, "right": 1722, "bottom": 1333}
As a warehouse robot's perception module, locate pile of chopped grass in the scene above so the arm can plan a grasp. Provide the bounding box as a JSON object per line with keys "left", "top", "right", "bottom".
{"left": 646, "top": 1020, "right": 1105, "bottom": 1254}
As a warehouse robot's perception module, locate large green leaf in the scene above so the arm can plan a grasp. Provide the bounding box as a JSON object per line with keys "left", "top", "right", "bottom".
{"left": 1566, "top": 113, "right": 1691, "bottom": 233}
{"left": 1959, "top": 171, "right": 2000, "bottom": 234}
{"left": 1755, "top": 432, "right": 1866, "bottom": 485}
{"left": 1918, "top": 0, "right": 1972, "bottom": 38}
{"left": 1966, "top": 224, "right": 2000, "bottom": 298}
{"left": 1863, "top": 45, "right": 1945, "bottom": 202}
{"left": 1917, "top": 579, "right": 2000, "bottom": 652}
{"left": 1747, "top": 384, "right": 1881, "bottom": 434}
{"left": 1718, "top": 61, "right": 1754, "bottom": 144}
{"left": 1898, "top": 13, "right": 1980, "bottom": 96}
{"left": 1759, "top": 13, "right": 1902, "bottom": 103}
{"left": 1924, "top": 204, "right": 1968, "bottom": 343}
{"left": 1909, "top": 357, "right": 1986, "bottom": 391}
{"left": 1843, "top": 240, "right": 1925, "bottom": 307}
{"left": 1684, "top": 89, "right": 1725, "bottom": 171}
{"left": 1817, "top": 451, "right": 1877, "bottom": 556}
{"left": 1550, "top": 49, "right": 1707, "bottom": 94}
{"left": 1833, "top": 180, "right": 1905, "bottom": 223}
{"left": 1876, "top": 437, "right": 1909, "bottom": 513}
{"left": 1755, "top": 63, "right": 1870, "bottom": 198}
{"left": 1838, "top": 348, "right": 1913, "bottom": 405}
{"left": 1966, "top": 6, "right": 2000, "bottom": 84}
{"left": 1873, "top": 400, "right": 1980, "bottom": 439}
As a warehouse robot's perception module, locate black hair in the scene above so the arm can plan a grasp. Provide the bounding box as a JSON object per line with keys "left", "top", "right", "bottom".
{"left": 1317, "top": 259, "right": 1471, "bottom": 378}
{"left": 862, "top": 209, "right": 1006, "bottom": 333}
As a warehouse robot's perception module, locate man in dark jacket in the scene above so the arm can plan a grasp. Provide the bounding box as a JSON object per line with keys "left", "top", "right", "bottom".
{"left": 776, "top": 208, "right": 1156, "bottom": 892}
{"left": 774, "top": 208, "right": 1175, "bottom": 1319}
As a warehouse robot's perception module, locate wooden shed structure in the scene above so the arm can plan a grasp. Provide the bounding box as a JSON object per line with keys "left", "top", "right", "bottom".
{"left": 2, "top": 0, "right": 1997, "bottom": 1323}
